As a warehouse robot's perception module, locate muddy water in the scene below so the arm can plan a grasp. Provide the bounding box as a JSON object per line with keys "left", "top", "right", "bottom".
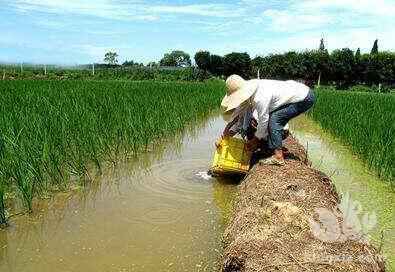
{"left": 0, "top": 116, "right": 238, "bottom": 272}
{"left": 291, "top": 115, "right": 395, "bottom": 270}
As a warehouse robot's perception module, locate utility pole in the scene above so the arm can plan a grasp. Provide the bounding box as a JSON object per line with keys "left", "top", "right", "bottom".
{"left": 92, "top": 63, "right": 95, "bottom": 76}
{"left": 317, "top": 72, "right": 321, "bottom": 87}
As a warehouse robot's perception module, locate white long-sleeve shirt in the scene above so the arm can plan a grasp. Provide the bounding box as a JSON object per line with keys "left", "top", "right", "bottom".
{"left": 252, "top": 79, "right": 310, "bottom": 140}
{"left": 228, "top": 108, "right": 289, "bottom": 138}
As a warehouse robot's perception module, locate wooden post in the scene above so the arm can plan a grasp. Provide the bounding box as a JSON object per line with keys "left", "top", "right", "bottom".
{"left": 2, "top": 70, "right": 5, "bottom": 80}
{"left": 317, "top": 71, "right": 321, "bottom": 87}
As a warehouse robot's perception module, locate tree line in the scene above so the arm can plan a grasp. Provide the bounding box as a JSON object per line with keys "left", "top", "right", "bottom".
{"left": 105, "top": 39, "right": 395, "bottom": 88}
{"left": 194, "top": 40, "right": 395, "bottom": 88}
{"left": 103, "top": 39, "right": 394, "bottom": 87}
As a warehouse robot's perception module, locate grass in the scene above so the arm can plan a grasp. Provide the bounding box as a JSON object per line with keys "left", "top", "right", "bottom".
{"left": 0, "top": 80, "right": 225, "bottom": 224}
{"left": 308, "top": 88, "right": 394, "bottom": 183}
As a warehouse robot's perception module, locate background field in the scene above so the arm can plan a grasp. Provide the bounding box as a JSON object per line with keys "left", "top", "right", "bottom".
{"left": 0, "top": 65, "right": 203, "bottom": 81}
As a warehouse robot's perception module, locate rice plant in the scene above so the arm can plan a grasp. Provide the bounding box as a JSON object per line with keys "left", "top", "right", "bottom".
{"left": 0, "top": 80, "right": 225, "bottom": 224}
{"left": 308, "top": 88, "right": 395, "bottom": 183}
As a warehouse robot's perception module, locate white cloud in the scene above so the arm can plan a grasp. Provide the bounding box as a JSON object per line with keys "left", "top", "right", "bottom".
{"left": 299, "top": 0, "right": 395, "bottom": 17}
{"left": 11, "top": 0, "right": 159, "bottom": 21}
{"left": 11, "top": 0, "right": 392, "bottom": 36}
{"left": 150, "top": 4, "right": 243, "bottom": 18}
{"left": 258, "top": 0, "right": 394, "bottom": 34}
{"left": 262, "top": 9, "right": 334, "bottom": 31}
{"left": 9, "top": 0, "right": 244, "bottom": 21}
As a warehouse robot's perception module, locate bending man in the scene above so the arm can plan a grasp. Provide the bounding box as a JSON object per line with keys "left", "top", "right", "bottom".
{"left": 221, "top": 75, "right": 315, "bottom": 165}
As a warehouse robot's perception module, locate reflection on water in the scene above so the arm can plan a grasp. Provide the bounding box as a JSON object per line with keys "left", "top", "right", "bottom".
{"left": 0, "top": 115, "right": 238, "bottom": 272}
{"left": 291, "top": 115, "right": 395, "bottom": 270}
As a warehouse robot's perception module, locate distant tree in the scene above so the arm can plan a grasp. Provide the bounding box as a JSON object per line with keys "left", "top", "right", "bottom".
{"left": 209, "top": 55, "right": 224, "bottom": 76}
{"left": 251, "top": 56, "right": 264, "bottom": 68}
{"left": 160, "top": 50, "right": 191, "bottom": 67}
{"left": 223, "top": 52, "right": 252, "bottom": 78}
{"left": 160, "top": 53, "right": 176, "bottom": 66}
{"left": 319, "top": 38, "right": 326, "bottom": 51}
{"left": 194, "top": 51, "right": 211, "bottom": 71}
{"left": 104, "top": 51, "right": 119, "bottom": 65}
{"left": 371, "top": 39, "right": 378, "bottom": 54}
{"left": 147, "top": 62, "right": 158, "bottom": 68}
{"left": 353, "top": 48, "right": 363, "bottom": 83}
{"left": 258, "top": 53, "right": 285, "bottom": 79}
{"left": 355, "top": 48, "right": 361, "bottom": 60}
{"left": 331, "top": 48, "right": 356, "bottom": 87}
{"left": 372, "top": 52, "right": 395, "bottom": 85}
{"left": 122, "top": 60, "right": 135, "bottom": 66}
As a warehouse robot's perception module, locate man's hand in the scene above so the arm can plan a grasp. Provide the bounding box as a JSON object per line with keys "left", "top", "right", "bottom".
{"left": 223, "top": 129, "right": 236, "bottom": 138}
{"left": 246, "top": 136, "right": 260, "bottom": 152}
{"left": 221, "top": 115, "right": 239, "bottom": 138}
{"left": 215, "top": 137, "right": 222, "bottom": 149}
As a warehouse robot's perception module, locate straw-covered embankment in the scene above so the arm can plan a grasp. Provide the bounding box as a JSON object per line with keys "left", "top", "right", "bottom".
{"left": 222, "top": 136, "right": 385, "bottom": 272}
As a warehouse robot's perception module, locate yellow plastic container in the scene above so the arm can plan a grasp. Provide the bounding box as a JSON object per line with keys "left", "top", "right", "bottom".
{"left": 211, "top": 137, "right": 252, "bottom": 175}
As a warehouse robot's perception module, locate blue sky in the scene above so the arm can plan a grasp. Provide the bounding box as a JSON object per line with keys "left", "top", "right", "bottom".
{"left": 1, "top": 0, "right": 394, "bottom": 65}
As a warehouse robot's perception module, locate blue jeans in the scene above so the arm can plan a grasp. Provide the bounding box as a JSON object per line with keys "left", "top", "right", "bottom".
{"left": 267, "top": 89, "right": 315, "bottom": 150}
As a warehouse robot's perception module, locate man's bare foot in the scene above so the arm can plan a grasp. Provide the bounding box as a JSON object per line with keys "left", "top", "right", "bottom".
{"left": 259, "top": 156, "right": 285, "bottom": 166}
{"left": 273, "top": 148, "right": 285, "bottom": 162}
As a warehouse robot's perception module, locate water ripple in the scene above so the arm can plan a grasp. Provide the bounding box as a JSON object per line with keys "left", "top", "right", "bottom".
{"left": 134, "top": 159, "right": 213, "bottom": 203}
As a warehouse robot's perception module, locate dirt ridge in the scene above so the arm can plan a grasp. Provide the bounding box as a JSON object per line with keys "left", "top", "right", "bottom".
{"left": 222, "top": 136, "right": 385, "bottom": 272}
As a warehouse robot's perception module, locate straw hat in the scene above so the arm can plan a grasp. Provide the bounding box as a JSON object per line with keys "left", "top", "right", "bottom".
{"left": 221, "top": 75, "right": 258, "bottom": 113}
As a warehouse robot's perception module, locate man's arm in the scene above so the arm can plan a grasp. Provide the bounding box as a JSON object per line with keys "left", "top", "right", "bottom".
{"left": 245, "top": 90, "right": 272, "bottom": 151}
{"left": 254, "top": 92, "right": 271, "bottom": 140}
{"left": 223, "top": 115, "right": 239, "bottom": 137}
{"left": 215, "top": 115, "right": 240, "bottom": 148}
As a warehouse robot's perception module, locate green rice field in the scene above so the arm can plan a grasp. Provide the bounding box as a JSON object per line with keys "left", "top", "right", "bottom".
{"left": 1, "top": 81, "right": 393, "bottom": 226}
{"left": 0, "top": 80, "right": 225, "bottom": 224}
{"left": 308, "top": 88, "right": 395, "bottom": 183}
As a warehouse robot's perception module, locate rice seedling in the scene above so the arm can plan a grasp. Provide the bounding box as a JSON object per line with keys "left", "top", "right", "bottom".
{"left": 308, "top": 88, "right": 395, "bottom": 183}
{"left": 0, "top": 80, "right": 225, "bottom": 223}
